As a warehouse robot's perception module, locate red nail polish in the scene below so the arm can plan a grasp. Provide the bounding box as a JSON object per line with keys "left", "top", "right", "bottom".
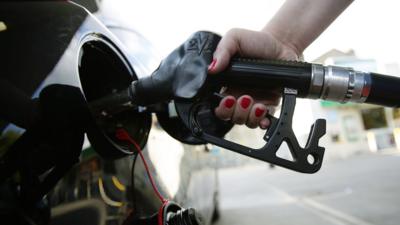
{"left": 255, "top": 107, "right": 265, "bottom": 117}
{"left": 240, "top": 97, "right": 251, "bottom": 109}
{"left": 208, "top": 59, "right": 217, "bottom": 71}
{"left": 224, "top": 98, "right": 235, "bottom": 108}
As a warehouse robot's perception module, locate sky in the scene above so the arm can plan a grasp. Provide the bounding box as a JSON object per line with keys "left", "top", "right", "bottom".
{"left": 103, "top": 0, "right": 400, "bottom": 72}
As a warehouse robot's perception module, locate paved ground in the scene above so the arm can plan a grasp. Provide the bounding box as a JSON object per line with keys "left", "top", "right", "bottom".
{"left": 215, "top": 151, "right": 400, "bottom": 225}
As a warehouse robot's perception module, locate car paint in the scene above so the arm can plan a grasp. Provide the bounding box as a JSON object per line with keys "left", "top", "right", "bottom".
{"left": 0, "top": 2, "right": 219, "bottom": 225}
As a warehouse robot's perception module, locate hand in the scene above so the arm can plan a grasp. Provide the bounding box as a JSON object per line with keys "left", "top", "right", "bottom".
{"left": 208, "top": 28, "right": 301, "bottom": 129}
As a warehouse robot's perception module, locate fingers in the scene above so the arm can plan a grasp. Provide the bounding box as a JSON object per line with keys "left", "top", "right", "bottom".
{"left": 215, "top": 96, "right": 236, "bottom": 120}
{"left": 208, "top": 29, "right": 240, "bottom": 74}
{"left": 209, "top": 28, "right": 287, "bottom": 129}
{"left": 260, "top": 118, "right": 271, "bottom": 130}
{"left": 208, "top": 28, "right": 287, "bottom": 74}
{"left": 215, "top": 95, "right": 273, "bottom": 129}
{"left": 246, "top": 103, "right": 267, "bottom": 128}
{"left": 232, "top": 95, "right": 253, "bottom": 125}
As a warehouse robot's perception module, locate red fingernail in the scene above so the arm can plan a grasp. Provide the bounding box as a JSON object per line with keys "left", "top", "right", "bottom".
{"left": 208, "top": 59, "right": 217, "bottom": 71}
{"left": 255, "top": 107, "right": 265, "bottom": 117}
{"left": 240, "top": 97, "right": 251, "bottom": 109}
{"left": 224, "top": 98, "right": 235, "bottom": 108}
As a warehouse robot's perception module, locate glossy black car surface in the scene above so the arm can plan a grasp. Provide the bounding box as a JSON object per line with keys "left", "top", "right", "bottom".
{"left": 0, "top": 2, "right": 219, "bottom": 225}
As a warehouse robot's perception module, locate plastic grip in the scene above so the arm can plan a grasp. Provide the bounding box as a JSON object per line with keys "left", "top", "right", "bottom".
{"left": 366, "top": 73, "right": 400, "bottom": 107}
{"left": 217, "top": 58, "right": 313, "bottom": 97}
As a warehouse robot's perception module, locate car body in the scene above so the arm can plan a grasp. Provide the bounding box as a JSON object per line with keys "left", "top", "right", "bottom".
{"left": 0, "top": 2, "right": 219, "bottom": 225}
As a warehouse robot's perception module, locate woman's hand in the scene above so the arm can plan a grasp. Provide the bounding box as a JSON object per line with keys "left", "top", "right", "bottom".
{"left": 208, "top": 28, "right": 301, "bottom": 129}
{"left": 207, "top": 0, "right": 352, "bottom": 128}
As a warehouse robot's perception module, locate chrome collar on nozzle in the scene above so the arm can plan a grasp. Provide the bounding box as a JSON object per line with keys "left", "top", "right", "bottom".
{"left": 308, "top": 64, "right": 372, "bottom": 103}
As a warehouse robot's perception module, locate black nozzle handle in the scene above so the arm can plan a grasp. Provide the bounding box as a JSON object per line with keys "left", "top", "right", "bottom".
{"left": 366, "top": 73, "right": 400, "bottom": 107}
{"left": 214, "top": 58, "right": 313, "bottom": 97}
{"left": 131, "top": 31, "right": 219, "bottom": 106}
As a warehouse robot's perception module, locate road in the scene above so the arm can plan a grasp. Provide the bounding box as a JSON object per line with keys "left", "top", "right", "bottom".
{"left": 215, "top": 151, "right": 400, "bottom": 225}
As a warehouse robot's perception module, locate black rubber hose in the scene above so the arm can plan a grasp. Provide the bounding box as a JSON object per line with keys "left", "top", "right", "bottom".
{"left": 366, "top": 73, "right": 400, "bottom": 107}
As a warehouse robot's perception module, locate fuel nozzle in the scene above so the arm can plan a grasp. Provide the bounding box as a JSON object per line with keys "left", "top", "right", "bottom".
{"left": 87, "top": 30, "right": 400, "bottom": 173}
{"left": 89, "top": 87, "right": 138, "bottom": 118}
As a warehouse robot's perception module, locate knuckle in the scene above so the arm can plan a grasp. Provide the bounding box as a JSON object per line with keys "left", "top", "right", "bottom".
{"left": 235, "top": 118, "right": 247, "bottom": 125}
{"left": 233, "top": 114, "right": 247, "bottom": 125}
{"left": 225, "top": 28, "right": 245, "bottom": 41}
{"left": 226, "top": 28, "right": 239, "bottom": 36}
{"left": 246, "top": 121, "right": 258, "bottom": 129}
{"left": 216, "top": 110, "right": 232, "bottom": 121}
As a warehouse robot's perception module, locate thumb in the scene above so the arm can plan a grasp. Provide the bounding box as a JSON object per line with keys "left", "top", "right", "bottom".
{"left": 208, "top": 30, "right": 241, "bottom": 74}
